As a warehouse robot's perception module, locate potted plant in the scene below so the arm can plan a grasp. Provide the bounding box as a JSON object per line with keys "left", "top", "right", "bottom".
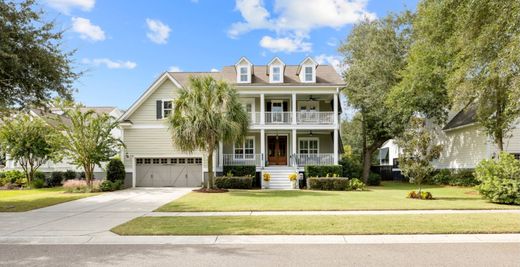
{"left": 288, "top": 173, "right": 298, "bottom": 189}
{"left": 262, "top": 172, "right": 271, "bottom": 189}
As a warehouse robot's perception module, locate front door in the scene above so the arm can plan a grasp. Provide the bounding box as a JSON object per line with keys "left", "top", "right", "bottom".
{"left": 268, "top": 136, "right": 287, "bottom": 165}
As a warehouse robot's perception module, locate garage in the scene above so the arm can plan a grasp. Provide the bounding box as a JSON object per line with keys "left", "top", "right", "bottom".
{"left": 135, "top": 157, "right": 202, "bottom": 187}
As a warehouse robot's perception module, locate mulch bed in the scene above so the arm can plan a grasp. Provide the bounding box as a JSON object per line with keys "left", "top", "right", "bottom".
{"left": 193, "top": 188, "right": 229, "bottom": 193}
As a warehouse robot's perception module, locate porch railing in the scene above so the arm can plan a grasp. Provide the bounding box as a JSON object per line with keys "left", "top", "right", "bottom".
{"left": 264, "top": 112, "right": 292, "bottom": 124}
{"left": 295, "top": 153, "right": 334, "bottom": 166}
{"left": 248, "top": 112, "right": 261, "bottom": 125}
{"left": 296, "top": 112, "right": 335, "bottom": 125}
{"left": 223, "top": 154, "right": 261, "bottom": 166}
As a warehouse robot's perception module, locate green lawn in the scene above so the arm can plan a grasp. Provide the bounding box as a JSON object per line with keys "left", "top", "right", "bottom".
{"left": 156, "top": 182, "right": 520, "bottom": 212}
{"left": 0, "top": 187, "right": 99, "bottom": 212}
{"left": 112, "top": 213, "right": 520, "bottom": 235}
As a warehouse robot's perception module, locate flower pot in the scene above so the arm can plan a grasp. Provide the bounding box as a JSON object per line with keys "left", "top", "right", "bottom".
{"left": 263, "top": 181, "right": 270, "bottom": 189}
{"left": 291, "top": 180, "right": 297, "bottom": 189}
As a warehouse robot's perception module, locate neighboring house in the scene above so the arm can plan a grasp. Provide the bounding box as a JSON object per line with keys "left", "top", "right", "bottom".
{"left": 119, "top": 57, "right": 345, "bottom": 189}
{"left": 377, "top": 105, "right": 520, "bottom": 175}
{"left": 2, "top": 106, "right": 124, "bottom": 179}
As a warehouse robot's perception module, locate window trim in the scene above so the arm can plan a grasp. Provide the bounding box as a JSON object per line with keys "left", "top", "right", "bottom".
{"left": 270, "top": 65, "right": 283, "bottom": 83}
{"left": 242, "top": 98, "right": 256, "bottom": 122}
{"left": 298, "top": 137, "right": 319, "bottom": 155}
{"left": 159, "top": 99, "right": 173, "bottom": 120}
{"left": 304, "top": 66, "right": 314, "bottom": 82}
{"left": 233, "top": 136, "right": 256, "bottom": 159}
{"left": 238, "top": 66, "right": 250, "bottom": 83}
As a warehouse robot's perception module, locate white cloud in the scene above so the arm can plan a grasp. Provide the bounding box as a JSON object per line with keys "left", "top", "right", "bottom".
{"left": 71, "top": 17, "right": 105, "bottom": 42}
{"left": 229, "top": 0, "right": 375, "bottom": 53}
{"left": 210, "top": 68, "right": 219, "bottom": 72}
{"left": 169, "top": 66, "right": 182, "bottom": 72}
{"left": 326, "top": 37, "right": 338, "bottom": 47}
{"left": 315, "top": 54, "right": 346, "bottom": 74}
{"left": 146, "top": 19, "right": 171, "bottom": 44}
{"left": 83, "top": 58, "right": 137, "bottom": 69}
{"left": 260, "top": 35, "right": 311, "bottom": 53}
{"left": 46, "top": 0, "right": 95, "bottom": 14}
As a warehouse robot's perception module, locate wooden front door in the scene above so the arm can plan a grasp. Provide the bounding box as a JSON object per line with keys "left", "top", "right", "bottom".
{"left": 268, "top": 136, "right": 287, "bottom": 165}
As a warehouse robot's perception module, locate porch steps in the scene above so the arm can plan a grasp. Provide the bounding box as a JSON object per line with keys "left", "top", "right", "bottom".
{"left": 263, "top": 168, "right": 297, "bottom": 189}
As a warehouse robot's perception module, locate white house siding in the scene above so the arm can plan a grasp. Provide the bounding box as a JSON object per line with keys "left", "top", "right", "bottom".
{"left": 434, "top": 125, "right": 490, "bottom": 169}
{"left": 380, "top": 139, "right": 400, "bottom": 166}
{"left": 127, "top": 80, "right": 177, "bottom": 125}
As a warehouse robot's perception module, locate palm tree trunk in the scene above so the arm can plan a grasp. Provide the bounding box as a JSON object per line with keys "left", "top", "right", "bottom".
{"left": 207, "top": 149, "right": 214, "bottom": 189}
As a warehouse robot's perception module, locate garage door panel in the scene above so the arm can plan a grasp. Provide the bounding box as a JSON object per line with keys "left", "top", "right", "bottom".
{"left": 136, "top": 157, "right": 202, "bottom": 187}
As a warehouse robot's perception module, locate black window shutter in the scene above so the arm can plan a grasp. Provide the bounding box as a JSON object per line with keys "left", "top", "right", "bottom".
{"left": 283, "top": 101, "right": 288, "bottom": 112}
{"left": 156, "top": 100, "right": 162, "bottom": 119}
{"left": 266, "top": 101, "right": 272, "bottom": 112}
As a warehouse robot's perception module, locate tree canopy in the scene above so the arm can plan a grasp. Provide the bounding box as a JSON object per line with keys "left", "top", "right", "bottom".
{"left": 0, "top": 0, "right": 77, "bottom": 112}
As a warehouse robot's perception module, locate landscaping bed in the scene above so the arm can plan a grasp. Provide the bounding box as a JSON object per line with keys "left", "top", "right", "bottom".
{"left": 112, "top": 213, "right": 520, "bottom": 235}
{"left": 0, "top": 187, "right": 99, "bottom": 212}
{"left": 155, "top": 182, "right": 520, "bottom": 212}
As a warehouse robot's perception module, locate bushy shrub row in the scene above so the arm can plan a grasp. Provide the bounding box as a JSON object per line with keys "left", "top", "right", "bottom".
{"left": 223, "top": 165, "right": 256, "bottom": 177}
{"left": 63, "top": 179, "right": 102, "bottom": 193}
{"left": 475, "top": 153, "right": 520, "bottom": 205}
{"left": 429, "top": 169, "right": 479, "bottom": 186}
{"left": 215, "top": 176, "right": 253, "bottom": 189}
{"left": 367, "top": 172, "right": 381, "bottom": 186}
{"left": 305, "top": 165, "right": 343, "bottom": 178}
{"left": 339, "top": 157, "right": 362, "bottom": 178}
{"left": 100, "top": 180, "right": 123, "bottom": 192}
{"left": 307, "top": 177, "right": 365, "bottom": 191}
{"left": 0, "top": 170, "right": 27, "bottom": 188}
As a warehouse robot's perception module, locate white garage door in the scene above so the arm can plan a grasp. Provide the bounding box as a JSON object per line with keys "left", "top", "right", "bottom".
{"left": 136, "top": 157, "right": 202, "bottom": 187}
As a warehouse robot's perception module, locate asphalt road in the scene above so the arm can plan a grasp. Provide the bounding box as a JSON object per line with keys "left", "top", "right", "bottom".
{"left": 1, "top": 243, "right": 519, "bottom": 267}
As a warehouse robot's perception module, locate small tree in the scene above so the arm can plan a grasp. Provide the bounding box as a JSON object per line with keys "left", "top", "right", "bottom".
{"left": 0, "top": 114, "right": 61, "bottom": 185}
{"left": 106, "top": 157, "right": 125, "bottom": 182}
{"left": 396, "top": 117, "right": 443, "bottom": 194}
{"left": 168, "top": 76, "right": 249, "bottom": 189}
{"left": 55, "top": 105, "right": 124, "bottom": 187}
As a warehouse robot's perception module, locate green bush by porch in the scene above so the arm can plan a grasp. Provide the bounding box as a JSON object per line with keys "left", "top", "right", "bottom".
{"left": 215, "top": 177, "right": 253, "bottom": 189}
{"left": 223, "top": 165, "right": 256, "bottom": 177}
{"left": 304, "top": 165, "right": 343, "bottom": 178}
{"left": 156, "top": 182, "right": 520, "bottom": 212}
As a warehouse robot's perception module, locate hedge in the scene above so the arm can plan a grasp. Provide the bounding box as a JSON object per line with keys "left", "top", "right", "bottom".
{"left": 223, "top": 165, "right": 256, "bottom": 177}
{"left": 429, "top": 169, "right": 478, "bottom": 186}
{"left": 307, "top": 177, "right": 349, "bottom": 191}
{"left": 304, "top": 165, "right": 343, "bottom": 178}
{"left": 215, "top": 176, "right": 253, "bottom": 189}
{"left": 107, "top": 158, "right": 126, "bottom": 182}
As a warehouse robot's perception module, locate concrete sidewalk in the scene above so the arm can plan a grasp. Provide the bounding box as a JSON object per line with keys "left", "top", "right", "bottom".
{"left": 149, "top": 209, "right": 520, "bottom": 217}
{"left": 0, "top": 233, "right": 519, "bottom": 245}
{"left": 0, "top": 187, "right": 192, "bottom": 237}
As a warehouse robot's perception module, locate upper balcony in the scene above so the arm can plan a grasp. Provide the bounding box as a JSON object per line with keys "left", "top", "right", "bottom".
{"left": 249, "top": 112, "right": 336, "bottom": 125}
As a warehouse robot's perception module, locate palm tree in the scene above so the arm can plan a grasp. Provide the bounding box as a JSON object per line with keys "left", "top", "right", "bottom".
{"left": 168, "top": 76, "right": 249, "bottom": 189}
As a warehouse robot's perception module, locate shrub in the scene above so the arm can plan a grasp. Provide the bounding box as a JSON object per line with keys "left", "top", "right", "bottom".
{"left": 2, "top": 170, "right": 26, "bottom": 187}
{"left": 64, "top": 170, "right": 77, "bottom": 180}
{"left": 305, "top": 165, "right": 343, "bottom": 178}
{"left": 78, "top": 172, "right": 86, "bottom": 179}
{"left": 451, "top": 169, "right": 478, "bottom": 186}
{"left": 349, "top": 178, "right": 366, "bottom": 191}
{"left": 407, "top": 190, "right": 433, "bottom": 200}
{"left": 31, "top": 178, "right": 45, "bottom": 189}
{"left": 475, "top": 153, "right": 520, "bottom": 205}
{"left": 34, "top": 171, "right": 46, "bottom": 181}
{"left": 430, "top": 169, "right": 451, "bottom": 185}
{"left": 214, "top": 176, "right": 253, "bottom": 189}
{"left": 63, "top": 179, "right": 101, "bottom": 193}
{"left": 367, "top": 172, "right": 381, "bottom": 186}
{"left": 48, "top": 171, "right": 64, "bottom": 187}
{"left": 100, "top": 180, "right": 114, "bottom": 192}
{"left": 112, "top": 180, "right": 123, "bottom": 190}
{"left": 339, "top": 157, "right": 362, "bottom": 178}
{"left": 307, "top": 177, "right": 349, "bottom": 191}
{"left": 106, "top": 158, "right": 125, "bottom": 182}
{"left": 222, "top": 165, "right": 256, "bottom": 177}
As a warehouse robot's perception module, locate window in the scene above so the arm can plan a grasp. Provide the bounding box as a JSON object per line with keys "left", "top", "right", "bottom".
{"left": 170, "top": 158, "right": 177, "bottom": 164}
{"left": 162, "top": 100, "right": 173, "bottom": 117}
{"left": 152, "top": 158, "right": 160, "bottom": 164}
{"left": 144, "top": 158, "right": 151, "bottom": 164}
{"left": 299, "top": 138, "right": 319, "bottom": 155}
{"left": 178, "top": 158, "right": 186, "bottom": 164}
{"left": 136, "top": 158, "right": 143, "bottom": 164}
{"left": 234, "top": 137, "right": 255, "bottom": 159}
{"left": 187, "top": 158, "right": 194, "bottom": 164}
{"left": 272, "top": 66, "right": 281, "bottom": 82}
{"left": 195, "top": 158, "right": 202, "bottom": 164}
{"left": 304, "top": 66, "right": 313, "bottom": 82}
{"left": 513, "top": 153, "right": 520, "bottom": 160}
{"left": 239, "top": 66, "right": 249, "bottom": 82}
{"left": 160, "top": 158, "right": 168, "bottom": 164}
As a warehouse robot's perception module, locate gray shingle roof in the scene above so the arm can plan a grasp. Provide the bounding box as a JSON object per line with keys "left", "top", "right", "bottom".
{"left": 168, "top": 65, "right": 344, "bottom": 87}
{"left": 443, "top": 105, "right": 477, "bottom": 130}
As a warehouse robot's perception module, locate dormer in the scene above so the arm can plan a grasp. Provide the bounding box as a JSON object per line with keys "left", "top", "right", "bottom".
{"left": 235, "top": 57, "right": 253, "bottom": 83}
{"left": 298, "top": 57, "right": 318, "bottom": 83}
{"left": 267, "top": 57, "right": 285, "bottom": 83}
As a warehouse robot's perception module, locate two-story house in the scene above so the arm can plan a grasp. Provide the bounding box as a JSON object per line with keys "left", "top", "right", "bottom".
{"left": 119, "top": 57, "right": 345, "bottom": 189}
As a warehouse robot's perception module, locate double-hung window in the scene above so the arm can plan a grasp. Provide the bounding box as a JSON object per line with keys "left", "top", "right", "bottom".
{"left": 162, "top": 100, "right": 173, "bottom": 117}
{"left": 234, "top": 137, "right": 255, "bottom": 159}
{"left": 299, "top": 138, "right": 319, "bottom": 155}
{"left": 304, "top": 66, "right": 313, "bottom": 82}
{"left": 272, "top": 66, "right": 281, "bottom": 82}
{"left": 239, "top": 67, "right": 249, "bottom": 82}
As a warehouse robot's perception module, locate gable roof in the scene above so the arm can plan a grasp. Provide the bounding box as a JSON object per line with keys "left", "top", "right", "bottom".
{"left": 443, "top": 105, "right": 477, "bottom": 131}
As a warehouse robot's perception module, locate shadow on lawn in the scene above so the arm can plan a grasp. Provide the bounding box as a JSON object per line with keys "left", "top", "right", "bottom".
{"left": 227, "top": 190, "right": 337, "bottom": 198}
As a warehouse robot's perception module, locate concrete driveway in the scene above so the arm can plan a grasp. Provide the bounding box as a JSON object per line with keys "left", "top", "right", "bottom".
{"left": 0, "top": 188, "right": 193, "bottom": 237}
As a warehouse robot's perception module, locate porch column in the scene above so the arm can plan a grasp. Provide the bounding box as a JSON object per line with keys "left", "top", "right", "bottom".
{"left": 333, "top": 129, "right": 339, "bottom": 165}
{"left": 260, "top": 93, "right": 265, "bottom": 125}
{"left": 260, "top": 129, "right": 265, "bottom": 168}
{"left": 218, "top": 141, "right": 223, "bottom": 168}
{"left": 333, "top": 93, "right": 338, "bottom": 126}
{"left": 292, "top": 92, "right": 297, "bottom": 125}
{"left": 292, "top": 129, "right": 297, "bottom": 166}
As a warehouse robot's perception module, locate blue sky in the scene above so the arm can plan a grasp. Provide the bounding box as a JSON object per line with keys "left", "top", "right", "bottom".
{"left": 40, "top": 0, "right": 418, "bottom": 110}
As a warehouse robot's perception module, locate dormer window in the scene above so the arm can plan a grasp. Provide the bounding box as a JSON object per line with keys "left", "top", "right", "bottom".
{"left": 272, "top": 67, "right": 281, "bottom": 82}
{"left": 304, "top": 66, "right": 313, "bottom": 82}
{"left": 239, "top": 67, "right": 249, "bottom": 82}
